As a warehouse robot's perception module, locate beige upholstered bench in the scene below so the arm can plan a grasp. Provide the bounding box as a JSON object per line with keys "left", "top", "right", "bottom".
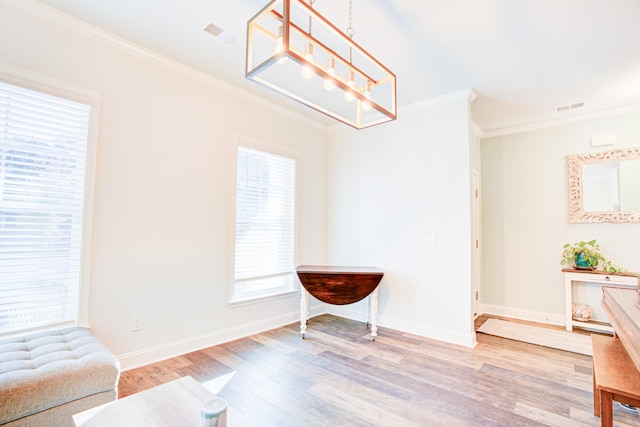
{"left": 0, "top": 327, "right": 120, "bottom": 426}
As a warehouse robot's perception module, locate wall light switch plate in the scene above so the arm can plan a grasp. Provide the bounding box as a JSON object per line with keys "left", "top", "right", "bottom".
{"left": 424, "top": 235, "right": 437, "bottom": 246}
{"left": 131, "top": 315, "right": 143, "bottom": 332}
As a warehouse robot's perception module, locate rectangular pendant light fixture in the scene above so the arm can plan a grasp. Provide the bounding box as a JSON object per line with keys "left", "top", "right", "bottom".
{"left": 246, "top": 0, "right": 397, "bottom": 130}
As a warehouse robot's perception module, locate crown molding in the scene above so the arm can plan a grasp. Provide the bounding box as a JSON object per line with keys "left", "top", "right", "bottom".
{"left": 3, "top": 0, "right": 328, "bottom": 131}
{"left": 15, "top": 0, "right": 635, "bottom": 139}
{"left": 480, "top": 103, "right": 640, "bottom": 139}
{"left": 400, "top": 88, "right": 478, "bottom": 115}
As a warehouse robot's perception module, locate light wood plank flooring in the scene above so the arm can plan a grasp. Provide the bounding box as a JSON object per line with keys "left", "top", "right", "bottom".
{"left": 119, "top": 315, "right": 640, "bottom": 426}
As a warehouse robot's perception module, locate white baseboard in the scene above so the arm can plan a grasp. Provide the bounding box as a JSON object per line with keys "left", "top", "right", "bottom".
{"left": 327, "top": 305, "right": 477, "bottom": 348}
{"left": 480, "top": 304, "right": 564, "bottom": 326}
{"left": 380, "top": 316, "right": 477, "bottom": 348}
{"left": 117, "top": 304, "right": 327, "bottom": 371}
{"left": 119, "top": 303, "right": 487, "bottom": 371}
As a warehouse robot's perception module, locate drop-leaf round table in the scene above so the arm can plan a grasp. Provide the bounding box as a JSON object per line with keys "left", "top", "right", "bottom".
{"left": 295, "top": 265, "right": 384, "bottom": 340}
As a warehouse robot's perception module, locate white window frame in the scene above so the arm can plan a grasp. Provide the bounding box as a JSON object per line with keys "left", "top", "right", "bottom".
{"left": 229, "top": 135, "right": 298, "bottom": 305}
{"left": 0, "top": 63, "right": 100, "bottom": 333}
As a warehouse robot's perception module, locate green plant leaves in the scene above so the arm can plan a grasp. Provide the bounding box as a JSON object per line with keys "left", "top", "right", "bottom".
{"left": 560, "top": 239, "right": 625, "bottom": 273}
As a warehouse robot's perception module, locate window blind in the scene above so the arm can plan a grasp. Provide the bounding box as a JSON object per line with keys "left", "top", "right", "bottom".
{"left": 0, "top": 81, "right": 91, "bottom": 334}
{"left": 234, "top": 145, "right": 296, "bottom": 299}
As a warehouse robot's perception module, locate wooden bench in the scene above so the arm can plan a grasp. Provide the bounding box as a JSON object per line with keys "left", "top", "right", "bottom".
{"left": 592, "top": 334, "right": 640, "bottom": 427}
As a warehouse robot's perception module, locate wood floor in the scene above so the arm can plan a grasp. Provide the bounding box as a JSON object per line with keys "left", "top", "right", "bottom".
{"left": 118, "top": 315, "right": 640, "bottom": 426}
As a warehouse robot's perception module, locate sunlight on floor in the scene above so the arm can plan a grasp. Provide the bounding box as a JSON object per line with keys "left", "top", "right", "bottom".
{"left": 201, "top": 371, "right": 236, "bottom": 394}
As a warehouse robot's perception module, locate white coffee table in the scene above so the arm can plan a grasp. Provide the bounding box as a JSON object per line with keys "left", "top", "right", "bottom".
{"left": 73, "top": 376, "right": 215, "bottom": 426}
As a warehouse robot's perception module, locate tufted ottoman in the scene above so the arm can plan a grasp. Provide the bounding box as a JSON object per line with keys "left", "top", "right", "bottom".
{"left": 0, "top": 327, "right": 120, "bottom": 427}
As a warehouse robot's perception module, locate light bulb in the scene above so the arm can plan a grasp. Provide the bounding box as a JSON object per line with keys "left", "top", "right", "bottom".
{"left": 323, "top": 57, "right": 336, "bottom": 91}
{"left": 274, "top": 26, "right": 288, "bottom": 65}
{"left": 361, "top": 81, "right": 372, "bottom": 112}
{"left": 344, "top": 70, "right": 355, "bottom": 102}
{"left": 301, "top": 43, "right": 314, "bottom": 79}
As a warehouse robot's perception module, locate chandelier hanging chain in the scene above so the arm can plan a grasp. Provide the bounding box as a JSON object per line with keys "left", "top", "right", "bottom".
{"left": 346, "top": 0, "right": 355, "bottom": 64}
{"left": 346, "top": 0, "right": 355, "bottom": 38}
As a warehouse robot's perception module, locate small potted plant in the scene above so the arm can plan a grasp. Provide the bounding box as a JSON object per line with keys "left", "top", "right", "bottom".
{"left": 560, "top": 239, "right": 624, "bottom": 273}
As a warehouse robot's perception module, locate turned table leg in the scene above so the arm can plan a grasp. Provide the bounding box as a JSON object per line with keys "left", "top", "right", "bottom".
{"left": 300, "top": 289, "right": 308, "bottom": 338}
{"left": 370, "top": 287, "right": 379, "bottom": 340}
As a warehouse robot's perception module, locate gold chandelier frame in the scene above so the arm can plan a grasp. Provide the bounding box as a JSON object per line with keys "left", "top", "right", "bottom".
{"left": 246, "top": 0, "right": 397, "bottom": 129}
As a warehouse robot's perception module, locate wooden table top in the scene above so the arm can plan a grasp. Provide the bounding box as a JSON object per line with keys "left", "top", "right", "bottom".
{"left": 296, "top": 265, "right": 383, "bottom": 275}
{"left": 73, "top": 376, "right": 216, "bottom": 426}
{"left": 602, "top": 287, "right": 640, "bottom": 373}
{"left": 296, "top": 265, "right": 384, "bottom": 305}
{"left": 562, "top": 268, "right": 640, "bottom": 277}
{"left": 591, "top": 334, "right": 640, "bottom": 397}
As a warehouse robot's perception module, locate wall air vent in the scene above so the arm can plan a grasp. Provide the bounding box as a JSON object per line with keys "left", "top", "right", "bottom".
{"left": 555, "top": 102, "right": 584, "bottom": 113}
{"left": 203, "top": 22, "right": 238, "bottom": 46}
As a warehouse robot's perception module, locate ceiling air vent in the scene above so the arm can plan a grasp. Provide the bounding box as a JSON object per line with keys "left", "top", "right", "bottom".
{"left": 555, "top": 102, "right": 584, "bottom": 113}
{"left": 203, "top": 22, "right": 238, "bottom": 46}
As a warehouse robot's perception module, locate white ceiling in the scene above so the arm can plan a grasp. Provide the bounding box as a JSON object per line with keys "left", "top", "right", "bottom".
{"left": 31, "top": 0, "right": 640, "bottom": 134}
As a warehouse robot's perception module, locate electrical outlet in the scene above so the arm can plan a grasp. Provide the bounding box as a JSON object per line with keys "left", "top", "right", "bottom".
{"left": 131, "top": 315, "right": 143, "bottom": 332}
{"left": 424, "top": 234, "right": 437, "bottom": 246}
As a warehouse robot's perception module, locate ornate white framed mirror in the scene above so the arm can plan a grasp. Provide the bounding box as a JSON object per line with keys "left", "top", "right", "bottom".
{"left": 568, "top": 147, "right": 640, "bottom": 223}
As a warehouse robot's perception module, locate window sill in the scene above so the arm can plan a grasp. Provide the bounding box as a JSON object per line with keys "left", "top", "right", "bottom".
{"left": 228, "top": 290, "right": 298, "bottom": 308}
{"left": 0, "top": 320, "right": 79, "bottom": 339}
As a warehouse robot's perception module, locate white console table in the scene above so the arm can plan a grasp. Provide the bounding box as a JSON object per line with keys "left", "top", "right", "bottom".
{"left": 563, "top": 268, "right": 639, "bottom": 332}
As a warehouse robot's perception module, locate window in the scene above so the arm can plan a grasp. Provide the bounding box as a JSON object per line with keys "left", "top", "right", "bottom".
{"left": 0, "top": 79, "right": 93, "bottom": 334}
{"left": 233, "top": 143, "right": 296, "bottom": 302}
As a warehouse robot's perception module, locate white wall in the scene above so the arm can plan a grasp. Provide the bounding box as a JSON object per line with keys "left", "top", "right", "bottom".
{"left": 0, "top": 2, "right": 327, "bottom": 369}
{"left": 481, "top": 112, "right": 640, "bottom": 324}
{"left": 325, "top": 93, "right": 477, "bottom": 347}
{"left": 1, "top": 2, "right": 482, "bottom": 364}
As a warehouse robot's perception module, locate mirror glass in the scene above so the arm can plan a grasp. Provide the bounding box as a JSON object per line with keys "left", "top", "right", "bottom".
{"left": 568, "top": 147, "right": 640, "bottom": 223}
